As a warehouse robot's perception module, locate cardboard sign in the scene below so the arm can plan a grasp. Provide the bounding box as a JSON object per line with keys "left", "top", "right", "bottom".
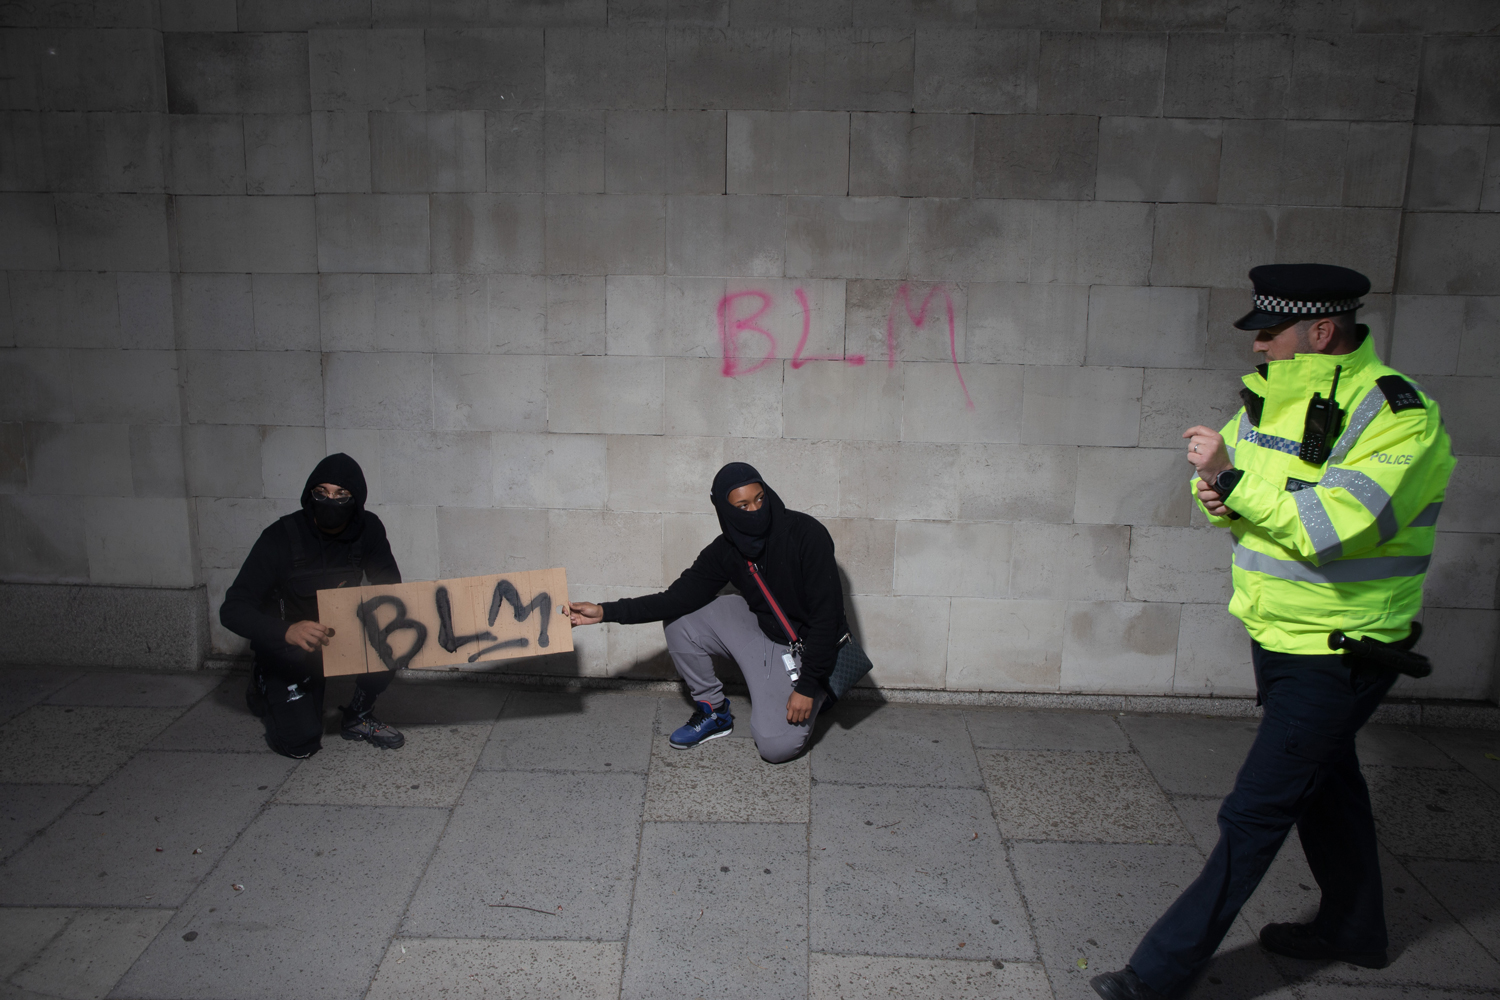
{"left": 317, "top": 567, "right": 572, "bottom": 676}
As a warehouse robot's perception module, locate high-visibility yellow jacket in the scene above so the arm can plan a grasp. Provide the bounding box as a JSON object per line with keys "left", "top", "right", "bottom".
{"left": 1200, "top": 332, "right": 1455, "bottom": 655}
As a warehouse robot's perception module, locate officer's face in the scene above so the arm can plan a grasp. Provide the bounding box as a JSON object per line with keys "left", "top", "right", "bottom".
{"left": 1253, "top": 320, "right": 1308, "bottom": 361}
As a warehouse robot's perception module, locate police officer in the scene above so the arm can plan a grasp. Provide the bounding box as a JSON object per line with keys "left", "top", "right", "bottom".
{"left": 220, "top": 453, "right": 406, "bottom": 758}
{"left": 1091, "top": 264, "right": 1456, "bottom": 1000}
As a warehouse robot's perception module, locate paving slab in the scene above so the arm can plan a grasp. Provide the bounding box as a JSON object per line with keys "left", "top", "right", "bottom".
{"left": 1421, "top": 727, "right": 1500, "bottom": 794}
{"left": 366, "top": 939, "right": 624, "bottom": 1000}
{"left": 1402, "top": 859, "right": 1500, "bottom": 957}
{"left": 811, "top": 705, "right": 983, "bottom": 788}
{"left": 0, "top": 750, "right": 292, "bottom": 907}
{"left": 274, "top": 723, "right": 488, "bottom": 808}
{"left": 0, "top": 977, "right": 59, "bottom": 999}
{"left": 1119, "top": 714, "right": 1261, "bottom": 797}
{"left": 809, "top": 784, "right": 1033, "bottom": 961}
{"left": 326, "top": 675, "right": 510, "bottom": 726}
{"left": 0, "top": 706, "right": 183, "bottom": 785}
{"left": 0, "top": 668, "right": 82, "bottom": 724}
{"left": 9, "top": 908, "right": 173, "bottom": 1000}
{"left": 480, "top": 690, "right": 656, "bottom": 773}
{"left": 966, "top": 708, "right": 1130, "bottom": 752}
{"left": 1364, "top": 765, "right": 1500, "bottom": 861}
{"left": 808, "top": 953, "right": 1052, "bottom": 1000}
{"left": 1285, "top": 986, "right": 1489, "bottom": 999}
{"left": 621, "top": 822, "right": 807, "bottom": 1000}
{"left": 402, "top": 769, "right": 645, "bottom": 941}
{"left": 1181, "top": 970, "right": 1301, "bottom": 1000}
{"left": 1267, "top": 849, "right": 1500, "bottom": 990}
{"left": 1011, "top": 840, "right": 1286, "bottom": 1000}
{"left": 645, "top": 734, "right": 810, "bottom": 823}
{"left": 0, "top": 908, "right": 72, "bottom": 980}
{"left": 148, "top": 679, "right": 269, "bottom": 752}
{"left": 44, "top": 671, "right": 221, "bottom": 707}
{"left": 1172, "top": 797, "right": 1500, "bottom": 991}
{"left": 979, "top": 749, "right": 1190, "bottom": 845}
{"left": 114, "top": 804, "right": 449, "bottom": 1000}
{"left": 0, "top": 784, "right": 86, "bottom": 862}
{"left": 1355, "top": 725, "right": 1461, "bottom": 770}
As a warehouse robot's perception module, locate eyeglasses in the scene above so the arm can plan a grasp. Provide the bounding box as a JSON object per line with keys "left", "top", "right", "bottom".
{"left": 312, "top": 487, "right": 354, "bottom": 503}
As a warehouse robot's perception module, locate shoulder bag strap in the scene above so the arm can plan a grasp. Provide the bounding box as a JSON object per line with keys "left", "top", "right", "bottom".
{"left": 745, "top": 560, "right": 800, "bottom": 650}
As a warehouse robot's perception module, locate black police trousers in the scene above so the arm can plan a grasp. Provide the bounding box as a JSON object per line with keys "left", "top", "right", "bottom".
{"left": 1129, "top": 642, "right": 1395, "bottom": 995}
{"left": 258, "top": 665, "right": 393, "bottom": 758}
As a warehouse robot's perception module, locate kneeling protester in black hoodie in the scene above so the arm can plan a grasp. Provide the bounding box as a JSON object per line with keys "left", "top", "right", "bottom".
{"left": 565, "top": 462, "right": 848, "bottom": 764}
{"left": 220, "top": 453, "right": 406, "bottom": 758}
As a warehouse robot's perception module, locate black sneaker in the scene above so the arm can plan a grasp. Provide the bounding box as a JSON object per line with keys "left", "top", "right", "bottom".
{"left": 1091, "top": 967, "right": 1167, "bottom": 1000}
{"left": 341, "top": 713, "right": 406, "bottom": 750}
{"left": 1260, "top": 922, "right": 1388, "bottom": 968}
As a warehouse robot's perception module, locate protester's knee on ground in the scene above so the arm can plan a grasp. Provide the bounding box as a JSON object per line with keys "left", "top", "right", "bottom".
{"left": 266, "top": 729, "right": 321, "bottom": 759}
{"left": 755, "top": 730, "right": 809, "bottom": 764}
{"left": 264, "top": 707, "right": 324, "bottom": 759}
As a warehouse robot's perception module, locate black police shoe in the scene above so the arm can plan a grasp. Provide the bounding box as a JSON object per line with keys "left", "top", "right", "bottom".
{"left": 1090, "top": 967, "right": 1168, "bottom": 1000}
{"left": 341, "top": 712, "right": 406, "bottom": 750}
{"left": 1260, "top": 922, "right": 1388, "bottom": 968}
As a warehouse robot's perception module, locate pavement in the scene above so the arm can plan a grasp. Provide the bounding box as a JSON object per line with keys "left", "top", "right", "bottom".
{"left": 1, "top": 666, "right": 1498, "bottom": 1000}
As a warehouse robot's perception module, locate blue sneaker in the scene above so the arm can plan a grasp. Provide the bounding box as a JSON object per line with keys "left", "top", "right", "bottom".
{"left": 669, "top": 699, "right": 733, "bottom": 749}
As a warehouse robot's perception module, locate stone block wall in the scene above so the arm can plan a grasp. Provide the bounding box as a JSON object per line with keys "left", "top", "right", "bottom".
{"left": 1, "top": 0, "right": 1497, "bottom": 699}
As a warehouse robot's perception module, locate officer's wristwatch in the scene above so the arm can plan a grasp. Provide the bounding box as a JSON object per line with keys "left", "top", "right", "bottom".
{"left": 1213, "top": 469, "right": 1243, "bottom": 498}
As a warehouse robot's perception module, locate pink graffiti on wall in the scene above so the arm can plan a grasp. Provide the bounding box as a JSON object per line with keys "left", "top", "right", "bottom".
{"left": 717, "top": 283, "right": 972, "bottom": 409}
{"left": 886, "top": 283, "right": 972, "bottom": 409}
{"left": 717, "top": 289, "right": 866, "bottom": 377}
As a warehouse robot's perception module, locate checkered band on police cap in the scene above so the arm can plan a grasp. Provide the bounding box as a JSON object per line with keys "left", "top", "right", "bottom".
{"left": 1232, "top": 263, "right": 1373, "bottom": 330}
{"left": 1252, "top": 294, "right": 1363, "bottom": 317}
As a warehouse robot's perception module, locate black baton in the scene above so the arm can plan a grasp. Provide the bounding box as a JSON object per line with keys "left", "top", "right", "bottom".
{"left": 1328, "top": 622, "right": 1431, "bottom": 678}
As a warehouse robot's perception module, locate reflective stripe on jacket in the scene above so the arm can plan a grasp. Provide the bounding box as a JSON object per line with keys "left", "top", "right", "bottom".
{"left": 1200, "top": 332, "right": 1456, "bottom": 655}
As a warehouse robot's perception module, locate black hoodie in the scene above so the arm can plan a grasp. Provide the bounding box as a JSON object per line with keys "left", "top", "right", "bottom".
{"left": 601, "top": 467, "right": 847, "bottom": 698}
{"left": 219, "top": 454, "right": 400, "bottom": 679}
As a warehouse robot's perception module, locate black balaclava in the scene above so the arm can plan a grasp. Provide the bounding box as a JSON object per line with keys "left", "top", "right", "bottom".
{"left": 300, "top": 453, "right": 368, "bottom": 536}
{"left": 711, "top": 462, "right": 778, "bottom": 560}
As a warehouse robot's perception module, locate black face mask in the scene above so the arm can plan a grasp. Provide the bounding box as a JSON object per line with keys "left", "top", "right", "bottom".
{"left": 717, "top": 500, "right": 772, "bottom": 560}
{"left": 311, "top": 497, "right": 354, "bottom": 532}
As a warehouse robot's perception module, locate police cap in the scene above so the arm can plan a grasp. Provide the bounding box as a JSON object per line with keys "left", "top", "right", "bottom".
{"left": 1233, "top": 263, "right": 1371, "bottom": 331}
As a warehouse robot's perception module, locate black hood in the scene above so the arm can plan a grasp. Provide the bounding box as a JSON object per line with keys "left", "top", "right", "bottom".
{"left": 710, "top": 462, "right": 785, "bottom": 561}
{"left": 300, "top": 453, "right": 368, "bottom": 537}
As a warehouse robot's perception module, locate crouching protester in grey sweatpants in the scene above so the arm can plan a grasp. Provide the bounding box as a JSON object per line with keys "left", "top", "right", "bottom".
{"left": 565, "top": 463, "right": 847, "bottom": 763}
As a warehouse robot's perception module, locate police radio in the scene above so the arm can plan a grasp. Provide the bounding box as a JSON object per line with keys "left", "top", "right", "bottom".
{"left": 1299, "top": 364, "right": 1343, "bottom": 466}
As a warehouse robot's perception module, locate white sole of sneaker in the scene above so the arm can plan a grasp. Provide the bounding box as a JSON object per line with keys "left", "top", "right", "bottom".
{"left": 669, "top": 727, "right": 732, "bottom": 749}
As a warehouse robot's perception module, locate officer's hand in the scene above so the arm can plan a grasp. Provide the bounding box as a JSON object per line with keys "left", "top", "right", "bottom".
{"left": 1183, "top": 425, "right": 1232, "bottom": 479}
{"left": 786, "top": 691, "right": 814, "bottom": 724}
{"left": 1196, "top": 479, "right": 1232, "bottom": 518}
{"left": 564, "top": 602, "right": 604, "bottom": 627}
{"left": 285, "top": 620, "right": 334, "bottom": 652}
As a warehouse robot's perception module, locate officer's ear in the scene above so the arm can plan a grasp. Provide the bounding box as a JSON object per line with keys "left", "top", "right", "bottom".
{"left": 1305, "top": 317, "right": 1339, "bottom": 354}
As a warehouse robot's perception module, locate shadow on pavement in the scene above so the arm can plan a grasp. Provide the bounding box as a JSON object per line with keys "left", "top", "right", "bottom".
{"left": 1180, "top": 941, "right": 1292, "bottom": 999}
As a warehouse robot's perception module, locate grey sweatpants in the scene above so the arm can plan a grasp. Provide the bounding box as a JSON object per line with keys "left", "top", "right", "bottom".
{"left": 663, "top": 594, "right": 825, "bottom": 763}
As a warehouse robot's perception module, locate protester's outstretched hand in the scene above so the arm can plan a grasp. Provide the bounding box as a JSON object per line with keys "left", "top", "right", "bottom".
{"left": 286, "top": 620, "right": 334, "bottom": 652}
{"left": 564, "top": 602, "right": 604, "bottom": 627}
